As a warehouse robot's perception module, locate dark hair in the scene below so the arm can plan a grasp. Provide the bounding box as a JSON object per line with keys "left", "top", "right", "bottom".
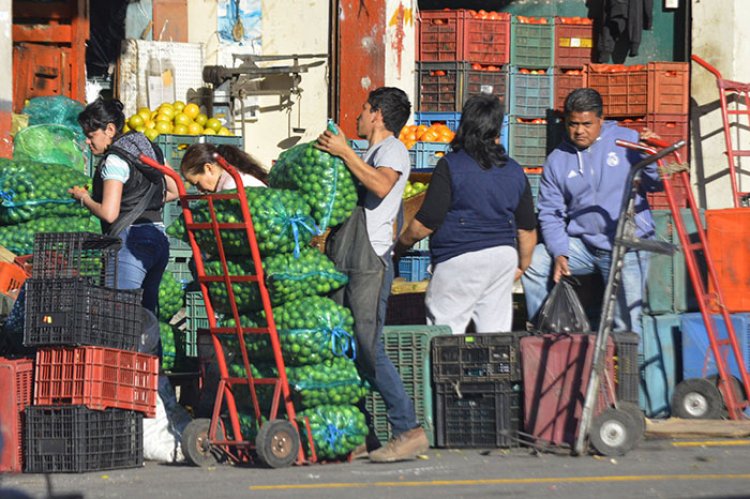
{"left": 367, "top": 87, "right": 411, "bottom": 135}
{"left": 450, "top": 95, "right": 507, "bottom": 170}
{"left": 180, "top": 143, "right": 268, "bottom": 185}
{"left": 564, "top": 88, "right": 604, "bottom": 117}
{"left": 78, "top": 97, "right": 126, "bottom": 135}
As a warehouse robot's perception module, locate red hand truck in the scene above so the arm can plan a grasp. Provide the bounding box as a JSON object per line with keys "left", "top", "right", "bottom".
{"left": 140, "top": 153, "right": 316, "bottom": 468}
{"left": 692, "top": 55, "right": 750, "bottom": 208}
{"left": 575, "top": 137, "right": 750, "bottom": 457}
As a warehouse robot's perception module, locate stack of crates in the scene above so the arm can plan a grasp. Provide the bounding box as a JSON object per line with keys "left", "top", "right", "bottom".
{"left": 364, "top": 325, "right": 451, "bottom": 446}
{"left": 602, "top": 62, "right": 690, "bottom": 209}
{"left": 415, "top": 10, "right": 511, "bottom": 171}
{"left": 508, "top": 16, "right": 560, "bottom": 208}
{"left": 639, "top": 209, "right": 705, "bottom": 418}
{"left": 20, "top": 232, "right": 157, "bottom": 473}
{"left": 431, "top": 332, "right": 525, "bottom": 448}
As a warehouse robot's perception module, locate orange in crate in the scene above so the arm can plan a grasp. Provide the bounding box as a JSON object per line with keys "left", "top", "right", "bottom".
{"left": 706, "top": 208, "right": 750, "bottom": 313}
{"left": 34, "top": 346, "right": 159, "bottom": 417}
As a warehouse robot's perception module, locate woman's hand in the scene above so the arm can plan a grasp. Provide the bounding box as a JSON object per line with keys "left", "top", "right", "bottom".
{"left": 68, "top": 185, "right": 90, "bottom": 206}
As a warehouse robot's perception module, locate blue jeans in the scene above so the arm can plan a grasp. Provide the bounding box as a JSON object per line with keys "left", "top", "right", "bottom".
{"left": 115, "top": 224, "right": 170, "bottom": 313}
{"left": 521, "top": 238, "right": 649, "bottom": 336}
{"left": 370, "top": 255, "right": 418, "bottom": 437}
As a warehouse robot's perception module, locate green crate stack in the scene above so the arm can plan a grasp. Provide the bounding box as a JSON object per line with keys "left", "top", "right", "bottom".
{"left": 364, "top": 325, "right": 451, "bottom": 447}
{"left": 166, "top": 246, "right": 193, "bottom": 286}
{"left": 183, "top": 290, "right": 208, "bottom": 359}
{"left": 644, "top": 209, "right": 705, "bottom": 315}
{"left": 510, "top": 18, "right": 555, "bottom": 69}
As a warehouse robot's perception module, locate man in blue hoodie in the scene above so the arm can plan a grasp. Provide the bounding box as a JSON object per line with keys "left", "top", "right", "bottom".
{"left": 522, "top": 88, "right": 660, "bottom": 336}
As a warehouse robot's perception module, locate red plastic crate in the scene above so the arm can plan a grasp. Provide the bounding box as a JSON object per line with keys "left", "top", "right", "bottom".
{"left": 418, "top": 10, "right": 510, "bottom": 64}
{"left": 0, "top": 357, "right": 33, "bottom": 473}
{"left": 520, "top": 334, "right": 614, "bottom": 448}
{"left": 647, "top": 113, "right": 689, "bottom": 161}
{"left": 554, "top": 18, "right": 594, "bottom": 68}
{"left": 616, "top": 117, "right": 647, "bottom": 134}
{"left": 554, "top": 67, "right": 587, "bottom": 111}
{"left": 706, "top": 209, "right": 750, "bottom": 313}
{"left": 34, "top": 347, "right": 159, "bottom": 417}
{"left": 587, "top": 64, "right": 648, "bottom": 117}
{"left": 648, "top": 62, "right": 689, "bottom": 115}
{"left": 0, "top": 262, "right": 27, "bottom": 300}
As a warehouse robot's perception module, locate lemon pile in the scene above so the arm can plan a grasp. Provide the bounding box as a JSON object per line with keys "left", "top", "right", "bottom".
{"left": 123, "top": 101, "right": 233, "bottom": 141}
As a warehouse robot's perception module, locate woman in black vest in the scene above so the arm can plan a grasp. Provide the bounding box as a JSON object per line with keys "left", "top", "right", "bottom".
{"left": 396, "top": 95, "right": 537, "bottom": 334}
{"left": 69, "top": 98, "right": 177, "bottom": 315}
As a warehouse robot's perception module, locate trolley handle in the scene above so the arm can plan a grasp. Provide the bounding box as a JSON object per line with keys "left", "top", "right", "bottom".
{"left": 615, "top": 138, "right": 686, "bottom": 166}
{"left": 139, "top": 154, "right": 189, "bottom": 198}
{"left": 691, "top": 54, "right": 723, "bottom": 80}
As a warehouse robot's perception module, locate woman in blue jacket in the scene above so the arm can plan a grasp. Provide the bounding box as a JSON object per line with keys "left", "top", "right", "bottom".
{"left": 397, "top": 95, "right": 537, "bottom": 334}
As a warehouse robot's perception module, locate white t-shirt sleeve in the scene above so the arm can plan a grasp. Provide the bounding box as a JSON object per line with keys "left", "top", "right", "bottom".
{"left": 101, "top": 155, "right": 131, "bottom": 183}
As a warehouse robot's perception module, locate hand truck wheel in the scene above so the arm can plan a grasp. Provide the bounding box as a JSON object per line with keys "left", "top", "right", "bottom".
{"left": 255, "top": 419, "right": 300, "bottom": 468}
{"left": 181, "top": 418, "right": 221, "bottom": 467}
{"left": 672, "top": 378, "right": 723, "bottom": 419}
{"left": 589, "top": 408, "right": 639, "bottom": 456}
{"left": 616, "top": 401, "right": 646, "bottom": 444}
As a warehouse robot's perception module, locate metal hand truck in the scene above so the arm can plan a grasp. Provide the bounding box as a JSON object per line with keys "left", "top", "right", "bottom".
{"left": 692, "top": 55, "right": 750, "bottom": 207}
{"left": 573, "top": 140, "right": 687, "bottom": 456}
{"left": 140, "top": 153, "right": 316, "bottom": 468}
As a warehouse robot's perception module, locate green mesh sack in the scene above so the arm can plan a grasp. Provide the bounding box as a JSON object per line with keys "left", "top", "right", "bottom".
{"left": 160, "top": 322, "right": 176, "bottom": 371}
{"left": 158, "top": 272, "right": 185, "bottom": 323}
{"left": 0, "top": 159, "right": 90, "bottom": 224}
{"left": 22, "top": 96, "right": 85, "bottom": 129}
{"left": 13, "top": 125, "right": 88, "bottom": 174}
{"left": 297, "top": 405, "right": 368, "bottom": 460}
{"left": 167, "top": 187, "right": 318, "bottom": 257}
{"left": 247, "top": 296, "right": 357, "bottom": 366}
{"left": 286, "top": 358, "right": 368, "bottom": 409}
{"left": 264, "top": 248, "right": 348, "bottom": 305}
{"left": 0, "top": 215, "right": 100, "bottom": 255}
{"left": 269, "top": 142, "right": 357, "bottom": 231}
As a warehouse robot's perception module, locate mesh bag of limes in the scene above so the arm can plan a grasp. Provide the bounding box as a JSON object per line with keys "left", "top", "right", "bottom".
{"left": 268, "top": 142, "right": 357, "bottom": 232}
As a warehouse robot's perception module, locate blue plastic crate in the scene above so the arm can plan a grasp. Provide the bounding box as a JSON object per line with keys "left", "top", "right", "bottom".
{"left": 413, "top": 142, "right": 451, "bottom": 171}
{"left": 415, "top": 112, "right": 462, "bottom": 131}
{"left": 680, "top": 312, "right": 750, "bottom": 381}
{"left": 398, "top": 253, "right": 431, "bottom": 282}
{"left": 640, "top": 314, "right": 682, "bottom": 418}
{"left": 351, "top": 139, "right": 369, "bottom": 157}
{"left": 508, "top": 68, "right": 554, "bottom": 118}
{"left": 525, "top": 171, "right": 542, "bottom": 207}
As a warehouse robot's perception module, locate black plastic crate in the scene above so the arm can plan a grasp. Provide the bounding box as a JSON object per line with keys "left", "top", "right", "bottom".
{"left": 32, "top": 232, "right": 121, "bottom": 286}
{"left": 24, "top": 405, "right": 143, "bottom": 473}
{"left": 435, "top": 380, "right": 522, "bottom": 448}
{"left": 613, "top": 331, "right": 640, "bottom": 404}
{"left": 24, "top": 278, "right": 142, "bottom": 351}
{"left": 385, "top": 292, "right": 426, "bottom": 325}
{"left": 432, "top": 332, "right": 525, "bottom": 383}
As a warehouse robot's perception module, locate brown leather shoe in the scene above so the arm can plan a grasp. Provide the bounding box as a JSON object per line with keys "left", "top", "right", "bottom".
{"left": 350, "top": 443, "right": 369, "bottom": 459}
{"left": 368, "top": 427, "right": 428, "bottom": 463}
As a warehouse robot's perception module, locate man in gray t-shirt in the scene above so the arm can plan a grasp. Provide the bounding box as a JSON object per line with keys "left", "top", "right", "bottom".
{"left": 317, "top": 87, "right": 427, "bottom": 463}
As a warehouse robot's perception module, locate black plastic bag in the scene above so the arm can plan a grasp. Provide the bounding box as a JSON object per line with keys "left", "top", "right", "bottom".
{"left": 535, "top": 277, "right": 591, "bottom": 334}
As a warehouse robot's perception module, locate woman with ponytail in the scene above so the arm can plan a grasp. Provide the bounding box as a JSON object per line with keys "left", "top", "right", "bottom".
{"left": 180, "top": 143, "right": 268, "bottom": 192}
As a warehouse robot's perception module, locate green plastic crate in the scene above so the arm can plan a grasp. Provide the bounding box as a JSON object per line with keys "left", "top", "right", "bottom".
{"left": 644, "top": 209, "right": 705, "bottom": 315}
{"left": 364, "top": 325, "right": 451, "bottom": 447}
{"left": 166, "top": 247, "right": 194, "bottom": 286}
{"left": 510, "top": 18, "right": 555, "bottom": 69}
{"left": 183, "top": 291, "right": 208, "bottom": 358}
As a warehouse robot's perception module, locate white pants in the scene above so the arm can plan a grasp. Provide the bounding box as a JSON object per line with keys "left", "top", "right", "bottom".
{"left": 425, "top": 245, "right": 518, "bottom": 335}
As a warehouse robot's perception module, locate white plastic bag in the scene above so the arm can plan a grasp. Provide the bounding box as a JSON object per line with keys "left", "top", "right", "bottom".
{"left": 143, "top": 376, "right": 192, "bottom": 463}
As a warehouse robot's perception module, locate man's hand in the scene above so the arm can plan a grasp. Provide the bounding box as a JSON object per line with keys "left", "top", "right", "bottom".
{"left": 316, "top": 129, "right": 349, "bottom": 159}
{"left": 639, "top": 127, "right": 661, "bottom": 143}
{"left": 553, "top": 255, "right": 571, "bottom": 283}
